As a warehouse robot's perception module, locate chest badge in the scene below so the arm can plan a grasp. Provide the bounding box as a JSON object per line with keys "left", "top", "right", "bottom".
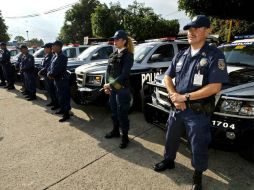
{"left": 199, "top": 58, "right": 208, "bottom": 67}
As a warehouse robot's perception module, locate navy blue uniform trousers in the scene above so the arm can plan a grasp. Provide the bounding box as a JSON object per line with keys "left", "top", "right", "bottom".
{"left": 44, "top": 78, "right": 58, "bottom": 105}
{"left": 109, "top": 88, "right": 131, "bottom": 133}
{"left": 164, "top": 108, "right": 211, "bottom": 172}
{"left": 23, "top": 71, "right": 36, "bottom": 95}
{"left": 54, "top": 78, "right": 71, "bottom": 112}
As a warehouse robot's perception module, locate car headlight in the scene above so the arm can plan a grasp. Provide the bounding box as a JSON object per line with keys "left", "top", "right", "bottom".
{"left": 219, "top": 99, "right": 254, "bottom": 116}
{"left": 220, "top": 99, "right": 242, "bottom": 113}
{"left": 85, "top": 75, "right": 103, "bottom": 86}
{"left": 239, "top": 102, "right": 254, "bottom": 116}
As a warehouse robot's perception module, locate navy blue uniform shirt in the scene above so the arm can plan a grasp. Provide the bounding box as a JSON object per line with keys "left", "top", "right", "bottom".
{"left": 0, "top": 49, "right": 10, "bottom": 64}
{"left": 48, "top": 51, "right": 68, "bottom": 79}
{"left": 39, "top": 53, "right": 53, "bottom": 76}
{"left": 20, "top": 53, "right": 35, "bottom": 72}
{"left": 165, "top": 43, "right": 229, "bottom": 94}
{"left": 106, "top": 48, "right": 133, "bottom": 88}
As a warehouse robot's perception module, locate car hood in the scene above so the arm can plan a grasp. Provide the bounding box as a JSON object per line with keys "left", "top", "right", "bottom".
{"left": 75, "top": 60, "right": 108, "bottom": 74}
{"left": 229, "top": 68, "right": 254, "bottom": 86}
{"left": 75, "top": 61, "right": 167, "bottom": 75}
{"left": 220, "top": 82, "right": 254, "bottom": 97}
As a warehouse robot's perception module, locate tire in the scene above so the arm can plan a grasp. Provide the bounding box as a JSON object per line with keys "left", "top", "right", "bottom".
{"left": 69, "top": 73, "right": 82, "bottom": 105}
{"left": 238, "top": 131, "right": 254, "bottom": 162}
{"left": 141, "top": 81, "right": 154, "bottom": 123}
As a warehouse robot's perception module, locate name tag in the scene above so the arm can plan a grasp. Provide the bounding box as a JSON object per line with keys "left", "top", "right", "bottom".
{"left": 193, "top": 73, "right": 203, "bottom": 86}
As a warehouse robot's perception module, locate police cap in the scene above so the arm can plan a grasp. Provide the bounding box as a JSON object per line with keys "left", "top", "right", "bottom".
{"left": 42, "top": 43, "right": 53, "bottom": 48}
{"left": 52, "top": 40, "right": 63, "bottom": 47}
{"left": 0, "top": 42, "right": 7, "bottom": 46}
{"left": 183, "top": 15, "right": 210, "bottom": 30}
{"left": 111, "top": 30, "right": 128, "bottom": 40}
{"left": 20, "top": 44, "right": 28, "bottom": 49}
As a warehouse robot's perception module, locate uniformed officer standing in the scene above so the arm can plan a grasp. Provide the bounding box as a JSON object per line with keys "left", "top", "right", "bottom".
{"left": 153, "top": 15, "right": 229, "bottom": 190}
{"left": 0, "top": 42, "right": 7, "bottom": 87}
{"left": 103, "top": 30, "right": 134, "bottom": 149}
{"left": 38, "top": 43, "right": 58, "bottom": 108}
{"left": 47, "top": 40, "right": 71, "bottom": 122}
{"left": 0, "top": 42, "right": 15, "bottom": 90}
{"left": 19, "top": 45, "right": 36, "bottom": 100}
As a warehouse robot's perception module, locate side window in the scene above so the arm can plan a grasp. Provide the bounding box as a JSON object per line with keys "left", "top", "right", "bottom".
{"left": 36, "top": 50, "right": 45, "bottom": 58}
{"left": 148, "top": 44, "right": 174, "bottom": 63}
{"left": 79, "top": 47, "right": 88, "bottom": 54}
{"left": 92, "top": 46, "right": 113, "bottom": 60}
{"left": 177, "top": 43, "right": 189, "bottom": 51}
{"left": 64, "top": 48, "right": 77, "bottom": 58}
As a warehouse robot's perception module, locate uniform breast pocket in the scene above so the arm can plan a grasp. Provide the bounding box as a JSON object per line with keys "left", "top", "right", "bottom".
{"left": 175, "top": 61, "right": 183, "bottom": 73}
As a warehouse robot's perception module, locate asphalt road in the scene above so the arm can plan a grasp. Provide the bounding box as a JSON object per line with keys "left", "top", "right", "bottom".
{"left": 0, "top": 85, "right": 253, "bottom": 190}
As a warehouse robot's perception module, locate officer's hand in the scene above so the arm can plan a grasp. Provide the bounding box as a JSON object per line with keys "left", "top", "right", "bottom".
{"left": 104, "top": 88, "right": 111, "bottom": 95}
{"left": 174, "top": 102, "right": 186, "bottom": 111}
{"left": 103, "top": 83, "right": 111, "bottom": 90}
{"left": 169, "top": 93, "right": 185, "bottom": 103}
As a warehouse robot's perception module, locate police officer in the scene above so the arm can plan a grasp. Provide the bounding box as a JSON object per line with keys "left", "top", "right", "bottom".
{"left": 38, "top": 43, "right": 58, "bottom": 108}
{"left": 19, "top": 45, "right": 37, "bottom": 100}
{"left": 153, "top": 15, "right": 229, "bottom": 190}
{"left": 0, "top": 42, "right": 7, "bottom": 87}
{"left": 0, "top": 42, "right": 15, "bottom": 90}
{"left": 103, "top": 30, "right": 134, "bottom": 149}
{"left": 47, "top": 40, "right": 71, "bottom": 122}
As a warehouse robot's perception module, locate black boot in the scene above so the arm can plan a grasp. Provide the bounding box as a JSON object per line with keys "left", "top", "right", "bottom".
{"left": 119, "top": 132, "right": 129, "bottom": 149}
{"left": 192, "top": 170, "right": 203, "bottom": 190}
{"left": 51, "top": 105, "right": 60, "bottom": 110}
{"left": 0, "top": 82, "right": 6, "bottom": 86}
{"left": 46, "top": 102, "right": 55, "bottom": 107}
{"left": 55, "top": 110, "right": 64, "bottom": 115}
{"left": 153, "top": 160, "right": 175, "bottom": 172}
{"left": 7, "top": 86, "right": 15, "bottom": 90}
{"left": 4, "top": 85, "right": 9, "bottom": 89}
{"left": 105, "top": 125, "right": 120, "bottom": 139}
{"left": 27, "top": 95, "right": 37, "bottom": 101}
{"left": 21, "top": 90, "right": 29, "bottom": 95}
{"left": 59, "top": 112, "right": 70, "bottom": 122}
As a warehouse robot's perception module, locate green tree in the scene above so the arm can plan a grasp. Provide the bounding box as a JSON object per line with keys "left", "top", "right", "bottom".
{"left": 211, "top": 19, "right": 254, "bottom": 42}
{"left": 58, "top": 0, "right": 100, "bottom": 43}
{"left": 178, "top": 0, "right": 252, "bottom": 21}
{"left": 123, "top": 1, "right": 179, "bottom": 41}
{"left": 0, "top": 11, "right": 10, "bottom": 42}
{"left": 27, "top": 38, "right": 44, "bottom": 47}
{"left": 91, "top": 3, "right": 124, "bottom": 38}
{"left": 14, "top": 35, "right": 26, "bottom": 43}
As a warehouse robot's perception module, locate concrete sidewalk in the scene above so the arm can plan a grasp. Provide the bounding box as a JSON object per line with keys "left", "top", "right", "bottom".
{"left": 0, "top": 86, "right": 253, "bottom": 190}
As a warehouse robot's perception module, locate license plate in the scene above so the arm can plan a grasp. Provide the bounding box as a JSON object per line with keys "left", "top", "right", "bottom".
{"left": 212, "top": 120, "right": 236, "bottom": 130}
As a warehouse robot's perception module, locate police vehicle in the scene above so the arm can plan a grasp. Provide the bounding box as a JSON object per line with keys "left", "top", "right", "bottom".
{"left": 143, "top": 36, "right": 254, "bottom": 162}
{"left": 74, "top": 38, "right": 189, "bottom": 109}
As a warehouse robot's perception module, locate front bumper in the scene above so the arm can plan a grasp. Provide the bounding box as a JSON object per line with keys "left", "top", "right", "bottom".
{"left": 77, "top": 86, "right": 103, "bottom": 102}
{"left": 211, "top": 113, "right": 254, "bottom": 150}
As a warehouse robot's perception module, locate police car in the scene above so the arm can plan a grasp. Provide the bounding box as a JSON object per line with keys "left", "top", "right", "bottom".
{"left": 74, "top": 38, "right": 189, "bottom": 109}
{"left": 143, "top": 36, "right": 254, "bottom": 162}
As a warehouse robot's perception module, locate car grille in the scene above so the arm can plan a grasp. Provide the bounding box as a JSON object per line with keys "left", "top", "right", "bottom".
{"left": 156, "top": 86, "right": 172, "bottom": 108}
{"left": 76, "top": 73, "right": 84, "bottom": 87}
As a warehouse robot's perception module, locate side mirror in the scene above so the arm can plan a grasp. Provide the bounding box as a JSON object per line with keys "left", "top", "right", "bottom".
{"left": 149, "top": 54, "right": 162, "bottom": 63}
{"left": 91, "top": 52, "right": 99, "bottom": 60}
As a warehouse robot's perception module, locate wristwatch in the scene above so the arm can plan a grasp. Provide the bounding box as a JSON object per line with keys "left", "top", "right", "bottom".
{"left": 185, "top": 93, "right": 191, "bottom": 102}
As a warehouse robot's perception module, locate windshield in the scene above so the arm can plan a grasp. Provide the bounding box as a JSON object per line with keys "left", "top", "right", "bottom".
{"left": 219, "top": 44, "right": 254, "bottom": 67}
{"left": 77, "top": 45, "right": 99, "bottom": 60}
{"left": 33, "top": 48, "right": 45, "bottom": 58}
{"left": 134, "top": 44, "right": 154, "bottom": 63}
